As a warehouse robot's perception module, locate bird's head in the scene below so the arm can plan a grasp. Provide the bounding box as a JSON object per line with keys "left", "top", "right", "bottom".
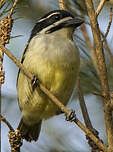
{"left": 30, "top": 10, "right": 84, "bottom": 39}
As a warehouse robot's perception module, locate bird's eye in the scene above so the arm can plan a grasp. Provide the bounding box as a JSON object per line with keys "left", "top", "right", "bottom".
{"left": 54, "top": 15, "right": 60, "bottom": 20}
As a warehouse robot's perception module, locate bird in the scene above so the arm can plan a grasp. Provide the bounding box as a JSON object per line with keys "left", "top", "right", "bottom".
{"left": 17, "top": 9, "right": 83, "bottom": 142}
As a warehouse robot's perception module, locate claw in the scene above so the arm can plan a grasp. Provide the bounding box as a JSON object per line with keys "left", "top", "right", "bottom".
{"left": 65, "top": 110, "right": 76, "bottom": 122}
{"left": 31, "top": 76, "right": 39, "bottom": 90}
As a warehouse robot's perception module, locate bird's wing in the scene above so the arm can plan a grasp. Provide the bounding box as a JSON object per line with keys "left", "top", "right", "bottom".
{"left": 16, "top": 41, "right": 29, "bottom": 87}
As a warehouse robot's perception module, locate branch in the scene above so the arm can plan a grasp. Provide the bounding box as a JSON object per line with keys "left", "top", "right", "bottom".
{"left": 0, "top": 0, "right": 20, "bottom": 151}
{"left": 80, "top": 24, "right": 99, "bottom": 75}
{"left": 59, "top": 0, "right": 66, "bottom": 10}
{"left": 0, "top": 114, "right": 23, "bottom": 152}
{"left": 0, "top": 114, "right": 14, "bottom": 131}
{"left": 0, "top": 0, "right": 5, "bottom": 8}
{"left": 101, "top": 32, "right": 113, "bottom": 67}
{"left": 95, "top": 0, "right": 108, "bottom": 17}
{"left": 100, "top": 8, "right": 113, "bottom": 67}
{"left": 77, "top": 79, "right": 93, "bottom": 129}
{"left": 85, "top": 0, "right": 113, "bottom": 151}
{"left": 104, "top": 40, "right": 113, "bottom": 67}
{"left": 103, "top": 8, "right": 112, "bottom": 42}
{"left": 0, "top": 7, "right": 13, "bottom": 152}
{"left": 0, "top": 45, "right": 108, "bottom": 152}
{"left": 86, "top": 0, "right": 110, "bottom": 113}
{"left": 92, "top": 91, "right": 104, "bottom": 98}
{"left": 77, "top": 79, "right": 103, "bottom": 152}
{"left": 9, "top": 0, "right": 19, "bottom": 18}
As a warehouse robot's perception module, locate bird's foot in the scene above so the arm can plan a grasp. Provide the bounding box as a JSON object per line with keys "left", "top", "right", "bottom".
{"left": 65, "top": 110, "right": 76, "bottom": 122}
{"left": 31, "top": 76, "right": 40, "bottom": 90}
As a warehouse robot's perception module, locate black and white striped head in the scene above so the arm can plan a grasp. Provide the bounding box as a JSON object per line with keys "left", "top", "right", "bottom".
{"left": 30, "top": 10, "right": 84, "bottom": 39}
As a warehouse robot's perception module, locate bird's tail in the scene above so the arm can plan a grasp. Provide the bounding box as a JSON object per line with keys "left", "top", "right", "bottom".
{"left": 18, "top": 118, "right": 42, "bottom": 142}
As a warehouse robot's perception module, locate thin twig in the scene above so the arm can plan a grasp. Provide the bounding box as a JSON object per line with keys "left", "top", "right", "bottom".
{"left": 77, "top": 79, "right": 93, "bottom": 129}
{"left": 80, "top": 24, "right": 99, "bottom": 75}
{"left": 104, "top": 40, "right": 113, "bottom": 67}
{"left": 0, "top": 113, "right": 23, "bottom": 152}
{"left": 0, "top": 0, "right": 20, "bottom": 151}
{"left": 92, "top": 91, "right": 104, "bottom": 98}
{"left": 85, "top": 0, "right": 113, "bottom": 151}
{"left": 95, "top": 0, "right": 108, "bottom": 17}
{"left": 103, "top": 8, "right": 112, "bottom": 42}
{"left": 101, "top": 32, "right": 113, "bottom": 67}
{"left": 0, "top": 45, "right": 108, "bottom": 152}
{"left": 73, "top": 117, "right": 107, "bottom": 152}
{"left": 86, "top": 0, "right": 110, "bottom": 115}
{"left": 59, "top": 0, "right": 66, "bottom": 10}
{"left": 0, "top": 114, "right": 14, "bottom": 131}
{"left": 0, "top": 0, "right": 6, "bottom": 8}
{"left": 78, "top": 79, "right": 103, "bottom": 152}
{"left": 0, "top": 7, "right": 12, "bottom": 152}
{"left": 9, "top": 0, "right": 19, "bottom": 18}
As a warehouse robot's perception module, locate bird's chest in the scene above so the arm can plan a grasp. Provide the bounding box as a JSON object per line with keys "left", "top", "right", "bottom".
{"left": 26, "top": 34, "right": 79, "bottom": 86}
{"left": 21, "top": 35, "right": 80, "bottom": 119}
{"left": 27, "top": 34, "right": 79, "bottom": 69}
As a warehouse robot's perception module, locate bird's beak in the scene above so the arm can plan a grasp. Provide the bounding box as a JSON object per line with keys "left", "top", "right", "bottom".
{"left": 63, "top": 18, "right": 84, "bottom": 28}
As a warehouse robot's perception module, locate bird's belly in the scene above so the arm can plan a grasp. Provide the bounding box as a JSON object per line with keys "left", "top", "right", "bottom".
{"left": 17, "top": 36, "right": 80, "bottom": 122}
{"left": 18, "top": 61, "right": 78, "bottom": 121}
{"left": 20, "top": 65, "right": 77, "bottom": 120}
{"left": 39, "top": 67, "right": 76, "bottom": 119}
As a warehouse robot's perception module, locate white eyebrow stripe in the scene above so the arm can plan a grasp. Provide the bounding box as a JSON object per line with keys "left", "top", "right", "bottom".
{"left": 37, "top": 18, "right": 46, "bottom": 23}
{"left": 46, "top": 12, "right": 61, "bottom": 18}
{"left": 39, "top": 16, "right": 73, "bottom": 34}
{"left": 37, "top": 12, "right": 61, "bottom": 23}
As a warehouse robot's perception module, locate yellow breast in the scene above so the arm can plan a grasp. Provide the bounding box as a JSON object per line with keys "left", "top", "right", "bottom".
{"left": 17, "top": 32, "right": 80, "bottom": 123}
